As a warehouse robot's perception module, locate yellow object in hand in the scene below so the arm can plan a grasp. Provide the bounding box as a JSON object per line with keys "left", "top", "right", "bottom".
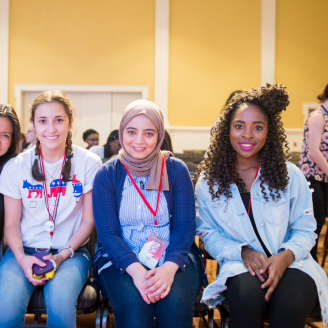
{"left": 45, "top": 270, "right": 55, "bottom": 280}
{"left": 32, "top": 269, "right": 55, "bottom": 280}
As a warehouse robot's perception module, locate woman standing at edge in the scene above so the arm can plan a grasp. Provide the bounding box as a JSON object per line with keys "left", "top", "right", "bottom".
{"left": 0, "top": 105, "right": 21, "bottom": 256}
{"left": 0, "top": 105, "right": 20, "bottom": 172}
{"left": 0, "top": 91, "right": 102, "bottom": 328}
{"left": 194, "top": 84, "right": 328, "bottom": 328}
{"left": 93, "top": 99, "right": 203, "bottom": 328}
{"left": 300, "top": 83, "right": 328, "bottom": 262}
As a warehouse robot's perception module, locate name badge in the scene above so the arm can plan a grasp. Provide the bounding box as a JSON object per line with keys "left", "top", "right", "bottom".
{"left": 44, "top": 221, "right": 55, "bottom": 232}
{"left": 137, "top": 233, "right": 169, "bottom": 269}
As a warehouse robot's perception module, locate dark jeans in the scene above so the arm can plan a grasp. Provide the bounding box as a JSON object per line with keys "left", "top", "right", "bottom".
{"left": 99, "top": 253, "right": 201, "bottom": 328}
{"left": 308, "top": 178, "right": 328, "bottom": 262}
{"left": 226, "top": 269, "right": 318, "bottom": 328}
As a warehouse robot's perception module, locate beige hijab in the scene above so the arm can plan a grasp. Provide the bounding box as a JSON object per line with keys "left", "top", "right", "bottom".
{"left": 118, "top": 99, "right": 172, "bottom": 191}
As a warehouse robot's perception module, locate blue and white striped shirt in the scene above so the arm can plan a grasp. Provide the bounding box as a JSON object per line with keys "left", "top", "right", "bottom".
{"left": 99, "top": 174, "right": 170, "bottom": 273}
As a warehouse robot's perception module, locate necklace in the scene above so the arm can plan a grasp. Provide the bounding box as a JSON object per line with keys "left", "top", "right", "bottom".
{"left": 43, "top": 163, "right": 62, "bottom": 179}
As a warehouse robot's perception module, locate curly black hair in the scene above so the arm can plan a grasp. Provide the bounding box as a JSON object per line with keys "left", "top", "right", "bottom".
{"left": 193, "top": 83, "right": 290, "bottom": 201}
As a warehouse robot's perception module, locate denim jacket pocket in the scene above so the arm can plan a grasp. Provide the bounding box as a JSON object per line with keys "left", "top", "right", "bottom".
{"left": 207, "top": 199, "right": 232, "bottom": 225}
{"left": 261, "top": 197, "right": 286, "bottom": 226}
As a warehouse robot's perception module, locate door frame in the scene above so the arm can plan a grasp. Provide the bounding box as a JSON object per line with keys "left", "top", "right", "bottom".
{"left": 14, "top": 84, "right": 149, "bottom": 121}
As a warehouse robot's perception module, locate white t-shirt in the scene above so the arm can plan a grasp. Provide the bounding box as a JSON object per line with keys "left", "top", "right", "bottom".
{"left": 0, "top": 145, "right": 102, "bottom": 249}
{"left": 89, "top": 145, "right": 104, "bottom": 159}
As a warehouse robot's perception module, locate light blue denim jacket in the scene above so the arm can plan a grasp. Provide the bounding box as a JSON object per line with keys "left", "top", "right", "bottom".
{"left": 196, "top": 161, "right": 328, "bottom": 326}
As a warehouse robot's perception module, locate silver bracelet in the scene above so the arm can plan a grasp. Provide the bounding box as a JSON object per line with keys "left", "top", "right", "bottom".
{"left": 58, "top": 245, "right": 74, "bottom": 258}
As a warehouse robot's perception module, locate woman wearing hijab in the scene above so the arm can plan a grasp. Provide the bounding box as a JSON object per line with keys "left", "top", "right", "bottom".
{"left": 92, "top": 99, "right": 202, "bottom": 328}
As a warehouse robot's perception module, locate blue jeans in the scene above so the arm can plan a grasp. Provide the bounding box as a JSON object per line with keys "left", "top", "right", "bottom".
{"left": 0, "top": 247, "right": 91, "bottom": 328}
{"left": 98, "top": 252, "right": 201, "bottom": 328}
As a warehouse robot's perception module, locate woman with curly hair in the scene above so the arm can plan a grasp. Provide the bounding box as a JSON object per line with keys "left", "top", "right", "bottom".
{"left": 299, "top": 83, "right": 328, "bottom": 263}
{"left": 194, "top": 84, "right": 328, "bottom": 328}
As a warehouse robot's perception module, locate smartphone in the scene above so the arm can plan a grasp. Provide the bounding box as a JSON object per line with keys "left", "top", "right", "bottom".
{"left": 32, "top": 251, "right": 54, "bottom": 278}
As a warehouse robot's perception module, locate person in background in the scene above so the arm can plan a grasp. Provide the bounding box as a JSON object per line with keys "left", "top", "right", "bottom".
{"left": 0, "top": 104, "right": 21, "bottom": 256}
{"left": 195, "top": 84, "right": 327, "bottom": 328}
{"left": 0, "top": 105, "right": 21, "bottom": 172}
{"left": 25, "top": 122, "right": 36, "bottom": 150}
{"left": 83, "top": 129, "right": 99, "bottom": 150}
{"left": 0, "top": 91, "right": 102, "bottom": 328}
{"left": 160, "top": 130, "right": 174, "bottom": 153}
{"left": 92, "top": 99, "right": 203, "bottom": 328}
{"left": 19, "top": 133, "right": 27, "bottom": 152}
{"left": 89, "top": 129, "right": 121, "bottom": 160}
{"left": 299, "top": 83, "right": 328, "bottom": 263}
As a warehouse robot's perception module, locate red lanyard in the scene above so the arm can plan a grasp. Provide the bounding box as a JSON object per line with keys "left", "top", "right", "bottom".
{"left": 122, "top": 154, "right": 165, "bottom": 227}
{"left": 40, "top": 146, "right": 66, "bottom": 236}
{"left": 248, "top": 162, "right": 261, "bottom": 216}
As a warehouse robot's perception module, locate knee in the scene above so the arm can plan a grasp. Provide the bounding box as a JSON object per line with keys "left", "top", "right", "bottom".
{"left": 111, "top": 293, "right": 147, "bottom": 315}
{"left": 226, "top": 274, "right": 266, "bottom": 310}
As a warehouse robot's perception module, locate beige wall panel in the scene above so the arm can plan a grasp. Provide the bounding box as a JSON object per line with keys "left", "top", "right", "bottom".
{"left": 169, "top": 0, "right": 261, "bottom": 127}
{"left": 111, "top": 93, "right": 143, "bottom": 131}
{"left": 9, "top": 0, "right": 155, "bottom": 106}
{"left": 276, "top": 0, "right": 328, "bottom": 129}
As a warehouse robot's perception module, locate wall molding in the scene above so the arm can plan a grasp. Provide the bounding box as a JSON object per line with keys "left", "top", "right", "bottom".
{"left": 14, "top": 84, "right": 149, "bottom": 120}
{"left": 0, "top": 0, "right": 9, "bottom": 103}
{"left": 303, "top": 102, "right": 319, "bottom": 123}
{"left": 154, "top": 0, "right": 170, "bottom": 126}
{"left": 261, "top": 0, "right": 276, "bottom": 85}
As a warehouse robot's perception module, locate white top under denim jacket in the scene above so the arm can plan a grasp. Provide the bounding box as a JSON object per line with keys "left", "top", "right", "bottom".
{"left": 196, "top": 161, "right": 328, "bottom": 326}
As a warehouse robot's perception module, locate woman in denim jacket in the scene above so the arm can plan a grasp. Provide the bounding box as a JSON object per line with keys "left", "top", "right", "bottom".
{"left": 194, "top": 84, "right": 328, "bottom": 328}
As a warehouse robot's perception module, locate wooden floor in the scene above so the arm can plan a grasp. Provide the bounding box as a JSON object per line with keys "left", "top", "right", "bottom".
{"left": 25, "top": 222, "right": 328, "bottom": 328}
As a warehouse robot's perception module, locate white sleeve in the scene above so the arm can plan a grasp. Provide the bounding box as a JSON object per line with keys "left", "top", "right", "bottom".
{"left": 89, "top": 146, "right": 103, "bottom": 159}
{"left": 0, "top": 158, "right": 22, "bottom": 199}
{"left": 83, "top": 155, "right": 102, "bottom": 194}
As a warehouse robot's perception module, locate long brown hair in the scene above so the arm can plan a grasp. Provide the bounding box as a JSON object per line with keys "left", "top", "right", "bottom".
{"left": 30, "top": 90, "right": 74, "bottom": 182}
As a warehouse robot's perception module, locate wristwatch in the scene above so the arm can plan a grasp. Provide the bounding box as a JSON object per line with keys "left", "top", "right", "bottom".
{"left": 58, "top": 245, "right": 75, "bottom": 258}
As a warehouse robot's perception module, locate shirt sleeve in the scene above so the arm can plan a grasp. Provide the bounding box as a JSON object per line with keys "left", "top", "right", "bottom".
{"left": 279, "top": 164, "right": 317, "bottom": 261}
{"left": 196, "top": 178, "right": 248, "bottom": 263}
{"left": 93, "top": 164, "right": 139, "bottom": 272}
{"left": 0, "top": 158, "right": 22, "bottom": 199}
{"left": 89, "top": 146, "right": 103, "bottom": 159}
{"left": 83, "top": 154, "right": 102, "bottom": 194}
{"left": 164, "top": 160, "right": 196, "bottom": 270}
